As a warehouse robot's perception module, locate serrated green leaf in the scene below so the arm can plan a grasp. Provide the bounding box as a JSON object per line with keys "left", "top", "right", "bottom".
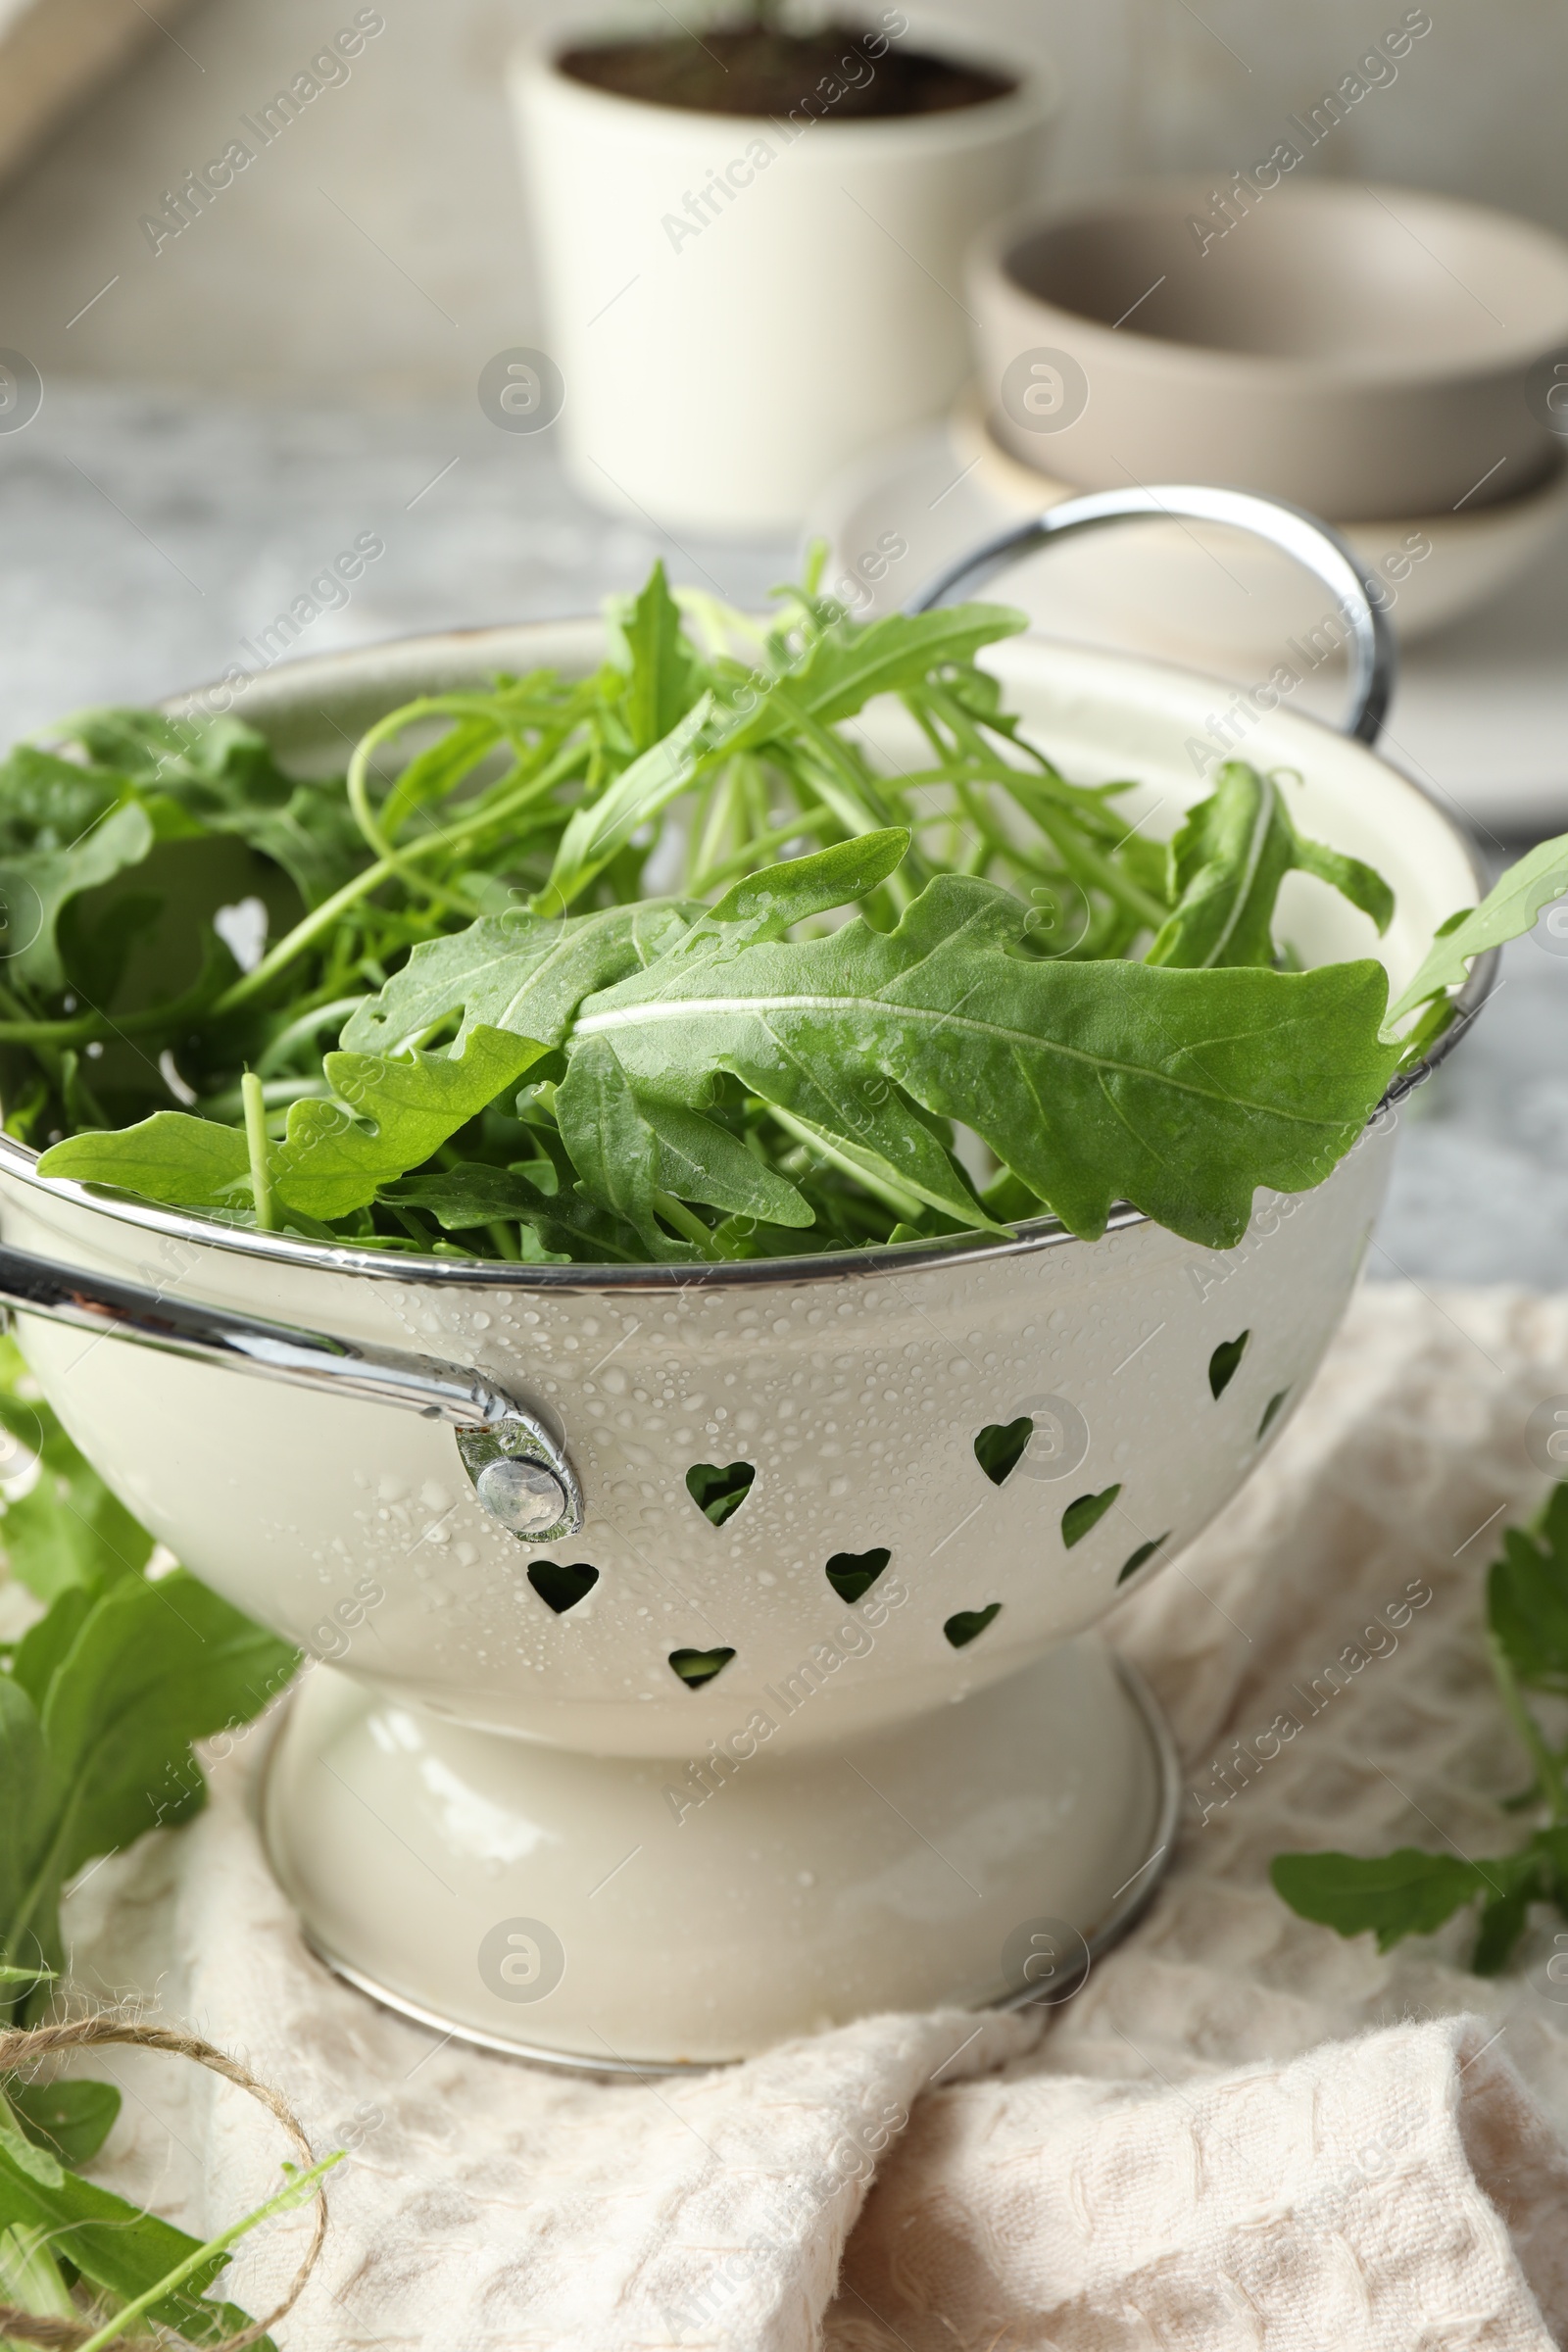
{"left": 723, "top": 604, "right": 1026, "bottom": 753}
{"left": 571, "top": 873, "right": 1400, "bottom": 1249}
{"left": 272, "top": 1024, "right": 546, "bottom": 1218}
{"left": 40, "top": 1027, "right": 548, "bottom": 1223}
{"left": 1383, "top": 830, "right": 1568, "bottom": 1033}
{"left": 341, "top": 900, "right": 690, "bottom": 1057}
{"left": 1269, "top": 1846, "right": 1488, "bottom": 1950}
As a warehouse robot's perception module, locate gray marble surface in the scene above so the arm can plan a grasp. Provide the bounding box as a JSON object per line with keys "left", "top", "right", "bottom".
{"left": 0, "top": 386, "right": 1562, "bottom": 1291}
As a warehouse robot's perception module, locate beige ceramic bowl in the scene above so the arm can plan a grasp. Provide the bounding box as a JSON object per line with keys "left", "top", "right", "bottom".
{"left": 971, "top": 179, "right": 1568, "bottom": 520}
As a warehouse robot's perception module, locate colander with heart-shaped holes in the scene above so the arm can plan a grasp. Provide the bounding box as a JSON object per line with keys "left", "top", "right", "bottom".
{"left": 0, "top": 491, "right": 1491, "bottom": 2068}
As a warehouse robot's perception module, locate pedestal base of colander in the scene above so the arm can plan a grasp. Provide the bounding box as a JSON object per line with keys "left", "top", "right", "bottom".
{"left": 263, "top": 1635, "right": 1177, "bottom": 2070}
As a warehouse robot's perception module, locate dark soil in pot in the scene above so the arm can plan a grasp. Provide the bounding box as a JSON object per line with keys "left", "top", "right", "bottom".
{"left": 557, "top": 23, "right": 1016, "bottom": 120}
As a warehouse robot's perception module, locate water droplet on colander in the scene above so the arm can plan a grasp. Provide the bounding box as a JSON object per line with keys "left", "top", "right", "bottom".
{"left": 474, "top": 1457, "right": 565, "bottom": 1535}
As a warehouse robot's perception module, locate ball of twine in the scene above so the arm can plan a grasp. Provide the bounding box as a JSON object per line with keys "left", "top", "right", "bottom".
{"left": 0, "top": 2011, "right": 330, "bottom": 2350}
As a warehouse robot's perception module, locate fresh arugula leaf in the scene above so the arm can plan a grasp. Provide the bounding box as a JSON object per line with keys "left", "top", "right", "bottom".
{"left": 540, "top": 698, "right": 715, "bottom": 912}
{"left": 0, "top": 2120, "right": 264, "bottom": 2347}
{"left": 0, "top": 802, "right": 154, "bottom": 991}
{"left": 340, "top": 901, "right": 689, "bottom": 1057}
{"left": 2, "top": 1572, "right": 298, "bottom": 1986}
{"left": 380, "top": 1166, "right": 641, "bottom": 1262}
{"left": 37, "top": 1111, "right": 253, "bottom": 1212}
{"left": 572, "top": 872, "right": 1399, "bottom": 1249}
{"left": 39, "top": 1026, "right": 546, "bottom": 1222}
{"left": 9, "top": 2079, "right": 121, "bottom": 2168}
{"left": 1268, "top": 1846, "right": 1491, "bottom": 1952}
{"left": 618, "top": 560, "right": 703, "bottom": 753}
{"left": 1274, "top": 1488, "right": 1568, "bottom": 1975}
{"left": 1383, "top": 831, "right": 1568, "bottom": 1033}
{"left": 1488, "top": 1487, "right": 1568, "bottom": 1694}
{"left": 1147, "top": 762, "right": 1393, "bottom": 970}
{"left": 722, "top": 604, "right": 1026, "bottom": 752}
{"left": 272, "top": 1026, "right": 546, "bottom": 1219}
{"left": 1292, "top": 833, "right": 1396, "bottom": 934}
{"left": 556, "top": 1038, "right": 811, "bottom": 1255}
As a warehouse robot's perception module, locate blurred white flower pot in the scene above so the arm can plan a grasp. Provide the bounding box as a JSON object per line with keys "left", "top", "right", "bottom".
{"left": 508, "top": 14, "right": 1055, "bottom": 535}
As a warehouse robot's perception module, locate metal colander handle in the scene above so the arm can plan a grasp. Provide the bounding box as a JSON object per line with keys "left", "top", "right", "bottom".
{"left": 906, "top": 483, "right": 1396, "bottom": 746}
{"left": 0, "top": 1242, "right": 584, "bottom": 1544}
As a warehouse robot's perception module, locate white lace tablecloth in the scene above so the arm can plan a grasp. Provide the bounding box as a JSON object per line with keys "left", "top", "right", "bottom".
{"left": 62, "top": 1283, "right": 1568, "bottom": 2350}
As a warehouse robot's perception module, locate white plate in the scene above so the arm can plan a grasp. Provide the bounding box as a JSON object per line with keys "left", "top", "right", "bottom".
{"left": 809, "top": 394, "right": 1568, "bottom": 834}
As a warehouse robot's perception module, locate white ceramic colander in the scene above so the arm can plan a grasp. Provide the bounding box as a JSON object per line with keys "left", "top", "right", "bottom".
{"left": 0, "top": 492, "right": 1490, "bottom": 2067}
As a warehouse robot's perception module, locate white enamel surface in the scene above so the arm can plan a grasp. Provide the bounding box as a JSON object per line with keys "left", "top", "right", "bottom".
{"left": 0, "top": 620, "right": 1481, "bottom": 2058}
{"left": 1, "top": 1125, "right": 1394, "bottom": 1758}
{"left": 265, "top": 1637, "right": 1163, "bottom": 2065}
{"left": 507, "top": 35, "right": 1054, "bottom": 533}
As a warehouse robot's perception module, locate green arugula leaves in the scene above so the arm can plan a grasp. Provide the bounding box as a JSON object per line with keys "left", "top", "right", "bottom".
{"left": 1146, "top": 760, "right": 1392, "bottom": 971}
{"left": 8, "top": 560, "right": 1562, "bottom": 1267}
{"left": 1383, "top": 834, "right": 1568, "bottom": 1035}
{"left": 0, "top": 1338, "right": 297, "bottom": 2343}
{"left": 1272, "top": 1485, "right": 1568, "bottom": 1973}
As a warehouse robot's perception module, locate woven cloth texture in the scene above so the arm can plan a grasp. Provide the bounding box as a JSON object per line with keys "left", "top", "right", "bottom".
{"left": 59, "top": 1283, "right": 1568, "bottom": 2351}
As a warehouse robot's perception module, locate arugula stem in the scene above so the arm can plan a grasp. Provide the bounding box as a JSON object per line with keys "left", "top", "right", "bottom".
{"left": 689, "top": 803, "right": 836, "bottom": 895}
{"left": 651, "top": 1191, "right": 718, "bottom": 1255}
{"left": 255, "top": 996, "right": 371, "bottom": 1076}
{"left": 761, "top": 1105, "right": 925, "bottom": 1224}
{"left": 241, "top": 1072, "right": 274, "bottom": 1232}
{"left": 71, "top": 2150, "right": 344, "bottom": 2352}
{"left": 346, "top": 713, "right": 490, "bottom": 919}
{"left": 0, "top": 2224, "right": 76, "bottom": 2347}
{"left": 1488, "top": 1631, "right": 1568, "bottom": 1823}
{"left": 214, "top": 736, "right": 592, "bottom": 1017}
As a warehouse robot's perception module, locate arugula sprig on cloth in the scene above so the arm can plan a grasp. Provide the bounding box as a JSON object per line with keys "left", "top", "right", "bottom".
{"left": 1272, "top": 1485, "right": 1568, "bottom": 1974}
{"left": 0, "top": 1339, "right": 299, "bottom": 2344}
{"left": 9, "top": 557, "right": 1567, "bottom": 1263}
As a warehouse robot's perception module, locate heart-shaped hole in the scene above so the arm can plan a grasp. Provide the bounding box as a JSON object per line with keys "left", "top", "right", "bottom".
{"left": 526, "top": 1560, "right": 599, "bottom": 1614}
{"left": 668, "top": 1645, "right": 736, "bottom": 1689}
{"left": 1208, "top": 1332, "right": 1250, "bottom": 1399}
{"left": 945, "top": 1602, "right": 1001, "bottom": 1649}
{"left": 1061, "top": 1485, "right": 1120, "bottom": 1549}
{"left": 825, "top": 1546, "right": 890, "bottom": 1603}
{"left": 1117, "top": 1532, "right": 1171, "bottom": 1586}
{"left": 1257, "top": 1387, "right": 1289, "bottom": 1440}
{"left": 686, "top": 1461, "right": 756, "bottom": 1527}
{"left": 974, "top": 1416, "right": 1033, "bottom": 1487}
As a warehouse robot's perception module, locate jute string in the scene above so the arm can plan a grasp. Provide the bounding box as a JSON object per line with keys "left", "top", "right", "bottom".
{"left": 0, "top": 2013, "right": 328, "bottom": 2350}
